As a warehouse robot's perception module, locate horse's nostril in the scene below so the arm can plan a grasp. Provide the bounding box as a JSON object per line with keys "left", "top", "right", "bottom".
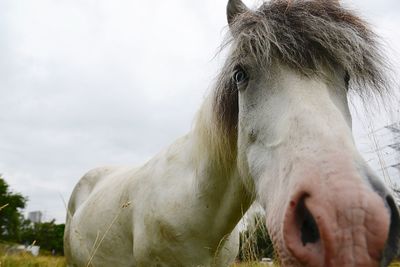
{"left": 296, "top": 196, "right": 320, "bottom": 246}
{"left": 301, "top": 211, "right": 319, "bottom": 246}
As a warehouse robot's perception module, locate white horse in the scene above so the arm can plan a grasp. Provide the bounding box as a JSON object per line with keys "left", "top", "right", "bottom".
{"left": 64, "top": 1, "right": 400, "bottom": 266}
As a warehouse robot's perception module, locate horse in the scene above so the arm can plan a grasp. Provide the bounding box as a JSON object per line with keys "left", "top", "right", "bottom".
{"left": 64, "top": 0, "right": 400, "bottom": 266}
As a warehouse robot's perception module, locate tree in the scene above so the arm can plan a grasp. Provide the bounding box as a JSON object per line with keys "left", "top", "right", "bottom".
{"left": 0, "top": 175, "right": 27, "bottom": 242}
{"left": 20, "top": 220, "right": 65, "bottom": 255}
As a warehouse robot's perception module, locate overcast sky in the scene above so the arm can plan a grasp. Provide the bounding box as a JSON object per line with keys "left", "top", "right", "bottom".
{"left": 0, "top": 0, "right": 399, "bottom": 223}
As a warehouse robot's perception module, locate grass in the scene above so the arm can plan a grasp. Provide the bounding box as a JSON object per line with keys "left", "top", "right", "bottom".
{"left": 232, "top": 263, "right": 400, "bottom": 267}
{"left": 0, "top": 254, "right": 66, "bottom": 267}
{"left": 0, "top": 243, "right": 66, "bottom": 267}
{"left": 0, "top": 254, "right": 399, "bottom": 266}
{"left": 232, "top": 262, "right": 279, "bottom": 266}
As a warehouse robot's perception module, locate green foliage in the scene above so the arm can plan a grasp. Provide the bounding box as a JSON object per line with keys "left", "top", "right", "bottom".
{"left": 0, "top": 175, "right": 65, "bottom": 256}
{"left": 0, "top": 175, "right": 27, "bottom": 242}
{"left": 20, "top": 220, "right": 65, "bottom": 255}
{"left": 238, "top": 212, "right": 275, "bottom": 262}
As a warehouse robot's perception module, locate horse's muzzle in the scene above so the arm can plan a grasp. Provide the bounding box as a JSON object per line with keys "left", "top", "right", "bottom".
{"left": 281, "top": 172, "right": 399, "bottom": 267}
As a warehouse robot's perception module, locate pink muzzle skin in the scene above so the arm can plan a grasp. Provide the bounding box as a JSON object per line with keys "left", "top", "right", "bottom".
{"left": 282, "top": 175, "right": 390, "bottom": 267}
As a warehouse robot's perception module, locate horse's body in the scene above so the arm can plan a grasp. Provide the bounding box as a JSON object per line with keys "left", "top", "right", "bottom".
{"left": 65, "top": 1, "right": 400, "bottom": 266}
{"left": 65, "top": 129, "right": 248, "bottom": 267}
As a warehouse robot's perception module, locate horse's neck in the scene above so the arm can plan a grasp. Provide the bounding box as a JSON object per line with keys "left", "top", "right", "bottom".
{"left": 189, "top": 97, "right": 252, "bottom": 236}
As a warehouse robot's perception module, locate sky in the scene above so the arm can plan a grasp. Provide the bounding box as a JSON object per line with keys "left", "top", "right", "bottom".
{"left": 0, "top": 0, "right": 399, "bottom": 223}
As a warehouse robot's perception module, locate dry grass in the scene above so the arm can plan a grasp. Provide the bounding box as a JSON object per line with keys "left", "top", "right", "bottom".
{"left": 232, "top": 262, "right": 279, "bottom": 267}
{"left": 0, "top": 254, "right": 66, "bottom": 267}
{"left": 0, "top": 243, "right": 66, "bottom": 267}
{"left": 232, "top": 262, "right": 400, "bottom": 267}
{"left": 5, "top": 258, "right": 396, "bottom": 267}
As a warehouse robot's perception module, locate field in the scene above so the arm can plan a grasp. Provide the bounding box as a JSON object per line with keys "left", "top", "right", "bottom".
{"left": 0, "top": 254, "right": 65, "bottom": 267}
{"left": 0, "top": 243, "right": 399, "bottom": 267}
{"left": 0, "top": 255, "right": 400, "bottom": 267}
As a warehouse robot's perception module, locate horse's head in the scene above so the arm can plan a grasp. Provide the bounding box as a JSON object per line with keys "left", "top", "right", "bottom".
{"left": 217, "top": 0, "right": 400, "bottom": 266}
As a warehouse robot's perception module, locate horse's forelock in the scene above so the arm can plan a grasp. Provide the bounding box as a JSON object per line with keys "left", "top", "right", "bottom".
{"left": 213, "top": 0, "right": 392, "bottom": 135}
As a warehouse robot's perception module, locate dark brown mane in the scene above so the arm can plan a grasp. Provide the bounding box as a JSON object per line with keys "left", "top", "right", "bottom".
{"left": 213, "top": 0, "right": 390, "bottom": 136}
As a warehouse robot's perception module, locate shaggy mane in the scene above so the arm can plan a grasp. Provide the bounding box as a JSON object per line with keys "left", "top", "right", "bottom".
{"left": 213, "top": 0, "right": 391, "bottom": 137}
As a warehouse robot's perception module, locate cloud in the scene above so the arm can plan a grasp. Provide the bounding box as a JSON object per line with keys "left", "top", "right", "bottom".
{"left": 0, "top": 0, "right": 231, "bottom": 223}
{"left": 0, "top": 0, "right": 399, "bottom": 223}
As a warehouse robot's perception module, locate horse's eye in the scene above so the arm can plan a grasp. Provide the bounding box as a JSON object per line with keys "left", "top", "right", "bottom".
{"left": 233, "top": 67, "right": 249, "bottom": 85}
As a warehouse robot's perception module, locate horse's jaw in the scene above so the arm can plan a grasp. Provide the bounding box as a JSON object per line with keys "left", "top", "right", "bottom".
{"left": 236, "top": 66, "right": 398, "bottom": 266}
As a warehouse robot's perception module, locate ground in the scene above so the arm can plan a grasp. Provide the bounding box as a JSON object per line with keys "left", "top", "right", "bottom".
{"left": 0, "top": 257, "right": 399, "bottom": 267}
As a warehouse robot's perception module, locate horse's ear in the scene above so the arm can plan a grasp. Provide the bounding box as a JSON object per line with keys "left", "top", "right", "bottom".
{"left": 227, "top": 0, "right": 249, "bottom": 26}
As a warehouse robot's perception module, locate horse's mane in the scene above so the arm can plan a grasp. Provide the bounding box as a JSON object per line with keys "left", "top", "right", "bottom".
{"left": 212, "top": 0, "right": 391, "bottom": 139}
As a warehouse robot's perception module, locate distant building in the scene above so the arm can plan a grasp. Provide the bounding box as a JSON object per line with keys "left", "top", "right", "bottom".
{"left": 28, "top": 211, "right": 42, "bottom": 223}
